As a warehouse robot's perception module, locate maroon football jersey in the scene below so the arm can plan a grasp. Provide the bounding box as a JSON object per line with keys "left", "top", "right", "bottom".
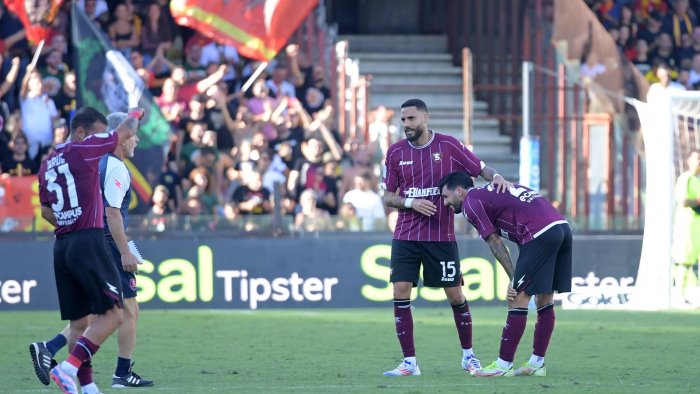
{"left": 383, "top": 132, "right": 483, "bottom": 241}
{"left": 462, "top": 184, "right": 567, "bottom": 244}
{"left": 38, "top": 132, "right": 119, "bottom": 235}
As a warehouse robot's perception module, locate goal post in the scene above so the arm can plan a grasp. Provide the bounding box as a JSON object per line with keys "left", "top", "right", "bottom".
{"left": 630, "top": 89, "right": 700, "bottom": 310}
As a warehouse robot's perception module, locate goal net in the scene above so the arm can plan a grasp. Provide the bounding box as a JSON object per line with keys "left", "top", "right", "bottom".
{"left": 631, "top": 90, "right": 700, "bottom": 309}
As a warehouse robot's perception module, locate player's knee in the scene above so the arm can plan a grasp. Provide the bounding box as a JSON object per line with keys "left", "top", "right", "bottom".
{"left": 444, "top": 288, "right": 465, "bottom": 305}
{"left": 123, "top": 298, "right": 139, "bottom": 322}
{"left": 392, "top": 282, "right": 413, "bottom": 299}
{"left": 507, "top": 291, "right": 530, "bottom": 309}
{"left": 108, "top": 305, "right": 124, "bottom": 328}
{"left": 535, "top": 293, "right": 554, "bottom": 307}
{"left": 70, "top": 318, "right": 89, "bottom": 335}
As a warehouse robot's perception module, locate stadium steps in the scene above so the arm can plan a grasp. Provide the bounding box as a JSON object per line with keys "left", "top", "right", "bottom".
{"left": 341, "top": 34, "right": 519, "bottom": 181}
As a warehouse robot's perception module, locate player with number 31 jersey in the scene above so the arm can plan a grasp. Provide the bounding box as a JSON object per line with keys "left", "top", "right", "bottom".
{"left": 35, "top": 106, "right": 140, "bottom": 394}
{"left": 39, "top": 127, "right": 119, "bottom": 235}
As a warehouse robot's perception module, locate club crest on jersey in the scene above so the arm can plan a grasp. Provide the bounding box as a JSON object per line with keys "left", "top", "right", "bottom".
{"left": 432, "top": 152, "right": 442, "bottom": 162}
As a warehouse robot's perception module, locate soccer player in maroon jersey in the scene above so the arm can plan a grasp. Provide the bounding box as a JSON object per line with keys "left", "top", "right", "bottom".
{"left": 36, "top": 106, "right": 141, "bottom": 394}
{"left": 30, "top": 112, "right": 153, "bottom": 390}
{"left": 439, "top": 171, "right": 572, "bottom": 377}
{"left": 381, "top": 99, "right": 512, "bottom": 377}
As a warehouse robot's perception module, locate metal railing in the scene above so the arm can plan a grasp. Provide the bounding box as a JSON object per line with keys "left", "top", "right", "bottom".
{"left": 453, "top": 0, "right": 645, "bottom": 230}
{"left": 449, "top": 0, "right": 533, "bottom": 150}
{"left": 520, "top": 62, "right": 643, "bottom": 231}
{"left": 335, "top": 41, "right": 372, "bottom": 144}
{"left": 290, "top": 3, "right": 373, "bottom": 144}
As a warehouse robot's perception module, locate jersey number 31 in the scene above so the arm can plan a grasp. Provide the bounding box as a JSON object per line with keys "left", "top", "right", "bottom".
{"left": 45, "top": 163, "right": 79, "bottom": 211}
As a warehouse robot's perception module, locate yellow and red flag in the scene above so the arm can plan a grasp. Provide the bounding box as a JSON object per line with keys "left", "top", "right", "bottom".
{"left": 170, "top": 0, "right": 318, "bottom": 61}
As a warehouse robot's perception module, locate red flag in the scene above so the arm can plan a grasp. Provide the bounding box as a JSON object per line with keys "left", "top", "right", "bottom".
{"left": 4, "top": 0, "right": 63, "bottom": 43}
{"left": 170, "top": 0, "right": 319, "bottom": 61}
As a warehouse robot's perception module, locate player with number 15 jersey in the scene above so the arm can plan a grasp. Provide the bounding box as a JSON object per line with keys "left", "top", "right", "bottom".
{"left": 380, "top": 99, "right": 513, "bottom": 378}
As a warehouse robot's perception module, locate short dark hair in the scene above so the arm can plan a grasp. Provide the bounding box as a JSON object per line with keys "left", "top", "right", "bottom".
{"left": 70, "top": 106, "right": 107, "bottom": 136}
{"left": 401, "top": 98, "right": 428, "bottom": 112}
{"left": 438, "top": 171, "right": 474, "bottom": 192}
{"left": 191, "top": 93, "right": 207, "bottom": 103}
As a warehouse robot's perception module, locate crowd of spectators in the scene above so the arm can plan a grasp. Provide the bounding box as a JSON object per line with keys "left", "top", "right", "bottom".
{"left": 587, "top": 0, "right": 700, "bottom": 91}
{"left": 0, "top": 0, "right": 399, "bottom": 233}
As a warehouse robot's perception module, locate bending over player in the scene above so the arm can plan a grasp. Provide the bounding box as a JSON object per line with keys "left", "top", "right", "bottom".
{"left": 439, "top": 171, "right": 572, "bottom": 377}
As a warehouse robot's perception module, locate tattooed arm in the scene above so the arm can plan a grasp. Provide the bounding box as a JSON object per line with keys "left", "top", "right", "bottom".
{"left": 485, "top": 233, "right": 514, "bottom": 280}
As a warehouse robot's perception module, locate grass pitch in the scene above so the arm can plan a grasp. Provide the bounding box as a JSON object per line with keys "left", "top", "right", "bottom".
{"left": 1, "top": 307, "right": 698, "bottom": 393}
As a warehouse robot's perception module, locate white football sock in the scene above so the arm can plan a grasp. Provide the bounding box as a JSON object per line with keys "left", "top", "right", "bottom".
{"left": 60, "top": 360, "right": 79, "bottom": 377}
{"left": 529, "top": 354, "right": 544, "bottom": 367}
{"left": 496, "top": 358, "right": 513, "bottom": 369}
{"left": 463, "top": 348, "right": 474, "bottom": 359}
{"left": 81, "top": 383, "right": 100, "bottom": 394}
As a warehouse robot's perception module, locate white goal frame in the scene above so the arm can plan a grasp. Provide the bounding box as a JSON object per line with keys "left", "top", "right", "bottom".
{"left": 631, "top": 90, "right": 700, "bottom": 310}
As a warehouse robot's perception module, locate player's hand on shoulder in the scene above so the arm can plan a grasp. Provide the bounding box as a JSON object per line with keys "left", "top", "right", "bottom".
{"left": 121, "top": 252, "right": 140, "bottom": 274}
{"left": 411, "top": 198, "right": 437, "bottom": 216}
{"left": 491, "top": 174, "right": 513, "bottom": 193}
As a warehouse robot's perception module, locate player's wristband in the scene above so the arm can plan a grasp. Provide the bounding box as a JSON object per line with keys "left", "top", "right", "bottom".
{"left": 404, "top": 198, "right": 414, "bottom": 209}
{"left": 493, "top": 173, "right": 503, "bottom": 180}
{"left": 128, "top": 110, "right": 144, "bottom": 120}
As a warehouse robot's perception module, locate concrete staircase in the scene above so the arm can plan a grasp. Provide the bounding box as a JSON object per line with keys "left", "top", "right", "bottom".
{"left": 341, "top": 35, "right": 519, "bottom": 182}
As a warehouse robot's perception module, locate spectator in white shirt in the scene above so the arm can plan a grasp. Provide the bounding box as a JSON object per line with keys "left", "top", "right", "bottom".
{"left": 647, "top": 63, "right": 686, "bottom": 103}
{"left": 342, "top": 172, "right": 386, "bottom": 231}
{"left": 687, "top": 53, "right": 700, "bottom": 87}
{"left": 266, "top": 65, "right": 296, "bottom": 98}
{"left": 256, "top": 149, "right": 288, "bottom": 194}
{"left": 200, "top": 42, "right": 240, "bottom": 80}
{"left": 20, "top": 69, "right": 59, "bottom": 159}
{"left": 78, "top": 0, "right": 109, "bottom": 26}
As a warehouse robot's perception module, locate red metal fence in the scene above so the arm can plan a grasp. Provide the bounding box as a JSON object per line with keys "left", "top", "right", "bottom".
{"left": 290, "top": 4, "right": 372, "bottom": 144}
{"left": 291, "top": 0, "right": 644, "bottom": 230}
{"left": 450, "top": 0, "right": 643, "bottom": 230}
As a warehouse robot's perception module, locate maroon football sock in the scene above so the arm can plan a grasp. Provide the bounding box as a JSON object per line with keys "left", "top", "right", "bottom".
{"left": 498, "top": 308, "right": 528, "bottom": 363}
{"left": 394, "top": 299, "right": 415, "bottom": 358}
{"left": 77, "top": 361, "right": 93, "bottom": 386}
{"left": 66, "top": 336, "right": 100, "bottom": 369}
{"left": 451, "top": 300, "right": 473, "bottom": 350}
{"left": 533, "top": 304, "right": 555, "bottom": 357}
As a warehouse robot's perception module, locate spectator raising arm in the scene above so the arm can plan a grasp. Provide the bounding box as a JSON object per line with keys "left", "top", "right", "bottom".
{"left": 2, "top": 30, "right": 26, "bottom": 55}
{"left": 19, "top": 63, "right": 34, "bottom": 99}
{"left": 213, "top": 89, "right": 244, "bottom": 146}
{"left": 286, "top": 44, "right": 305, "bottom": 87}
{"left": 0, "top": 57, "right": 20, "bottom": 100}
{"left": 294, "top": 101, "right": 342, "bottom": 161}
{"left": 196, "top": 65, "right": 228, "bottom": 95}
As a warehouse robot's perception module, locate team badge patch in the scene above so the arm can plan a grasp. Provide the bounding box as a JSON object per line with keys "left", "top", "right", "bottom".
{"left": 432, "top": 152, "right": 442, "bottom": 162}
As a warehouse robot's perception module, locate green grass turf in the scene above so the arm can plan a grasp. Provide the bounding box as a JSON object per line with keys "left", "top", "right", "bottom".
{"left": 1, "top": 307, "right": 698, "bottom": 393}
